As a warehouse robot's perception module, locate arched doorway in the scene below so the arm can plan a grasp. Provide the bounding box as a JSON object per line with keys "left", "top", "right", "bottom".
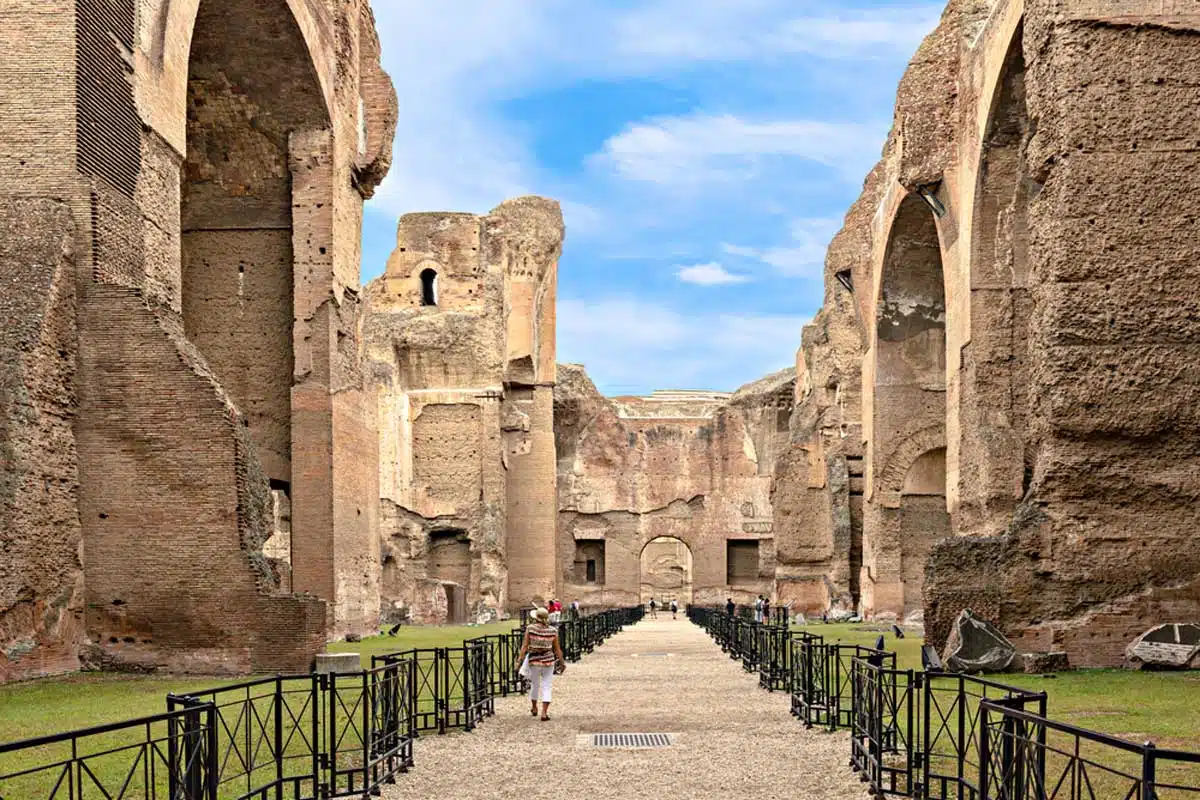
{"left": 639, "top": 537, "right": 694, "bottom": 605}
{"left": 863, "top": 193, "right": 950, "bottom": 618}
{"left": 899, "top": 447, "right": 949, "bottom": 614}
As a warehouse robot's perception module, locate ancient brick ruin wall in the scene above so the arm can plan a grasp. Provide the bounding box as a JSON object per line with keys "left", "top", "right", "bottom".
{"left": 780, "top": 0, "right": 1200, "bottom": 665}
{"left": 0, "top": 201, "right": 84, "bottom": 681}
{"left": 0, "top": 0, "right": 396, "bottom": 677}
{"left": 554, "top": 365, "right": 793, "bottom": 609}
{"left": 364, "top": 198, "right": 562, "bottom": 624}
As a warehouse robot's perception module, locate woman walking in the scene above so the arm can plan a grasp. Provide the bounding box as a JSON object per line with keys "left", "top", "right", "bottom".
{"left": 516, "top": 608, "right": 566, "bottom": 721}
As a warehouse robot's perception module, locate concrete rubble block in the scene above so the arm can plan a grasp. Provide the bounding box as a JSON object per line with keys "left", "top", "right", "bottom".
{"left": 1022, "top": 651, "right": 1070, "bottom": 674}
{"left": 315, "top": 652, "right": 362, "bottom": 675}
{"left": 1125, "top": 623, "right": 1200, "bottom": 670}
{"left": 941, "top": 609, "right": 1016, "bottom": 673}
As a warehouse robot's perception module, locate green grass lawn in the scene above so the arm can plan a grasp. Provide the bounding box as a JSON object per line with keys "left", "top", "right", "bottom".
{"left": 0, "top": 622, "right": 518, "bottom": 746}
{"left": 795, "top": 621, "right": 1200, "bottom": 749}
{"left": 0, "top": 622, "right": 520, "bottom": 798}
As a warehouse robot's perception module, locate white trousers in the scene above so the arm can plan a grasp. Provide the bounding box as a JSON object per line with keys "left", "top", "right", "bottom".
{"left": 528, "top": 665, "right": 554, "bottom": 703}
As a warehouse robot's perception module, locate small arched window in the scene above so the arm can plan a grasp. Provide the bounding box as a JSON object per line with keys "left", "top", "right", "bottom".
{"left": 420, "top": 268, "right": 438, "bottom": 306}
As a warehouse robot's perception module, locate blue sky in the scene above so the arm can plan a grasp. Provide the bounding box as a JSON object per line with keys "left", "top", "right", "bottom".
{"left": 362, "top": 0, "right": 942, "bottom": 395}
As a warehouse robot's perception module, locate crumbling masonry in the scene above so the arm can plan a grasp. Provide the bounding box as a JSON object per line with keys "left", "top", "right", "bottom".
{"left": 4, "top": 0, "right": 1200, "bottom": 681}
{"left": 775, "top": 0, "right": 1200, "bottom": 666}
{"left": 1, "top": 0, "right": 398, "bottom": 679}
{"left": 363, "top": 199, "right": 562, "bottom": 625}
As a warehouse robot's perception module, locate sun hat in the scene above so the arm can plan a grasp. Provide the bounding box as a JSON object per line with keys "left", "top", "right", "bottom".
{"left": 532, "top": 607, "right": 550, "bottom": 623}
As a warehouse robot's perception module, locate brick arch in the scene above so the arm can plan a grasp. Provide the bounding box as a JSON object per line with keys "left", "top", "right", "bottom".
{"left": 638, "top": 535, "right": 694, "bottom": 604}
{"left": 876, "top": 425, "right": 947, "bottom": 497}
{"left": 141, "top": 0, "right": 335, "bottom": 152}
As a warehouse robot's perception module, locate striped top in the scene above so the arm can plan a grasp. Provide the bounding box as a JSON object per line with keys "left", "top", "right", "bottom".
{"left": 526, "top": 623, "right": 559, "bottom": 666}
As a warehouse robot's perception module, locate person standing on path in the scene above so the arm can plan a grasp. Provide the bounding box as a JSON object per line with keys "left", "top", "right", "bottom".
{"left": 648, "top": 598, "right": 657, "bottom": 618}
{"left": 726, "top": 597, "right": 735, "bottom": 617}
{"left": 754, "top": 595, "right": 763, "bottom": 623}
{"left": 763, "top": 596, "right": 771, "bottom": 625}
{"left": 515, "top": 608, "right": 566, "bottom": 721}
{"left": 670, "top": 599, "right": 678, "bottom": 619}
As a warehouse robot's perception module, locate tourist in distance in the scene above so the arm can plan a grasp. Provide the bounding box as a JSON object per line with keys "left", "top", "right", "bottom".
{"left": 548, "top": 598, "right": 562, "bottom": 623}
{"left": 515, "top": 607, "right": 566, "bottom": 721}
{"left": 670, "top": 598, "right": 678, "bottom": 619}
{"left": 726, "top": 597, "right": 735, "bottom": 616}
{"left": 763, "top": 595, "right": 771, "bottom": 624}
{"left": 570, "top": 598, "right": 580, "bottom": 619}
{"left": 648, "top": 597, "right": 657, "bottom": 618}
{"left": 754, "top": 594, "right": 763, "bottom": 623}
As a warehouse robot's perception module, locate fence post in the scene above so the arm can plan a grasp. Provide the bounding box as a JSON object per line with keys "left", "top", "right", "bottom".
{"left": 312, "top": 673, "right": 323, "bottom": 795}
{"left": 1142, "top": 742, "right": 1157, "bottom": 800}
{"left": 166, "top": 697, "right": 180, "bottom": 800}
{"left": 181, "top": 700, "right": 204, "bottom": 800}
{"left": 979, "top": 704, "right": 991, "bottom": 800}
{"left": 274, "top": 677, "right": 284, "bottom": 800}
{"left": 463, "top": 645, "right": 474, "bottom": 733}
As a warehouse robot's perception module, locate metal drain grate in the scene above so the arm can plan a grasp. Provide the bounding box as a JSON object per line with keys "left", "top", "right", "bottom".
{"left": 590, "top": 733, "right": 674, "bottom": 748}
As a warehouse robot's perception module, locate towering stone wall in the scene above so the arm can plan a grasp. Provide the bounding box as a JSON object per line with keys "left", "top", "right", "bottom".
{"left": 364, "top": 197, "right": 562, "bottom": 624}
{"left": 554, "top": 365, "right": 794, "bottom": 608}
{"left": 777, "top": 0, "right": 1200, "bottom": 665}
{"left": 0, "top": 0, "right": 397, "bottom": 677}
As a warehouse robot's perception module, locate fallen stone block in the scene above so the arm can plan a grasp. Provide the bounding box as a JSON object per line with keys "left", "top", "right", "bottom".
{"left": 1022, "top": 651, "right": 1070, "bottom": 674}
{"left": 1125, "top": 623, "right": 1200, "bottom": 670}
{"left": 315, "top": 652, "right": 362, "bottom": 675}
{"left": 942, "top": 609, "right": 1016, "bottom": 673}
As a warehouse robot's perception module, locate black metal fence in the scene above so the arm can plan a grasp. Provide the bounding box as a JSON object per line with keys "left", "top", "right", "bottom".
{"left": 0, "top": 606, "right": 643, "bottom": 800}
{"left": 688, "top": 606, "right": 1200, "bottom": 800}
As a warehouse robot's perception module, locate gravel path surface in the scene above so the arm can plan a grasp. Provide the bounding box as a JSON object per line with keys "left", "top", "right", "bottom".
{"left": 383, "top": 617, "right": 870, "bottom": 800}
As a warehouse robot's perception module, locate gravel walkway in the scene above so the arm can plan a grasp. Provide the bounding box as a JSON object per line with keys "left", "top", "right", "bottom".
{"left": 383, "top": 617, "right": 870, "bottom": 800}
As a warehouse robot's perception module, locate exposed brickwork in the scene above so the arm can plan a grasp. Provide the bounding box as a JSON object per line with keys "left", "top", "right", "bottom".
{"left": 0, "top": 200, "right": 84, "bottom": 681}
{"left": 0, "top": 0, "right": 397, "bottom": 678}
{"left": 554, "top": 367, "right": 792, "bottom": 608}
{"left": 364, "top": 199, "right": 562, "bottom": 624}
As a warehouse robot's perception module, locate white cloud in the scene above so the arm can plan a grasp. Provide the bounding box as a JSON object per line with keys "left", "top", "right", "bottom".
{"left": 366, "top": 1, "right": 938, "bottom": 216}
{"left": 615, "top": 2, "right": 942, "bottom": 62}
{"left": 676, "top": 263, "right": 750, "bottom": 286}
{"left": 590, "top": 113, "right": 883, "bottom": 188}
{"left": 557, "top": 297, "right": 804, "bottom": 393}
{"left": 723, "top": 218, "right": 842, "bottom": 278}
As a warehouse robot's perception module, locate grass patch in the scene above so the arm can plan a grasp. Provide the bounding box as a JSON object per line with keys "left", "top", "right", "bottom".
{"left": 0, "top": 622, "right": 518, "bottom": 745}
{"left": 0, "top": 622, "right": 521, "bottom": 798}
{"left": 794, "top": 622, "right": 925, "bottom": 671}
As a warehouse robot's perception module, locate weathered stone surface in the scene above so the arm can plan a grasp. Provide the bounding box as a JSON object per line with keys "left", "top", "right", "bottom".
{"left": 364, "top": 199, "right": 563, "bottom": 623}
{"left": 1125, "top": 624, "right": 1200, "bottom": 670}
{"left": 315, "top": 653, "right": 361, "bottom": 675}
{"left": 1, "top": 0, "right": 397, "bottom": 677}
{"left": 554, "top": 366, "right": 793, "bottom": 608}
{"left": 1022, "top": 652, "right": 1070, "bottom": 674}
{"left": 772, "top": 0, "right": 1200, "bottom": 667}
{"left": 942, "top": 610, "right": 1016, "bottom": 674}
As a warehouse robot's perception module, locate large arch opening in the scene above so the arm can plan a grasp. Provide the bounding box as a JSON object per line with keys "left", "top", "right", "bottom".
{"left": 639, "top": 536, "right": 693, "bottom": 606}
{"left": 961, "top": 22, "right": 1033, "bottom": 530}
{"left": 180, "top": 0, "right": 330, "bottom": 504}
{"left": 866, "top": 193, "right": 949, "bottom": 617}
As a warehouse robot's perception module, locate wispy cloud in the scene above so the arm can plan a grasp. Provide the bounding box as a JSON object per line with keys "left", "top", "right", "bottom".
{"left": 367, "top": 1, "right": 936, "bottom": 216}
{"left": 557, "top": 296, "right": 805, "bottom": 393}
{"left": 614, "top": 3, "right": 942, "bottom": 62}
{"left": 723, "top": 218, "right": 842, "bottom": 278}
{"left": 589, "top": 113, "right": 882, "bottom": 188}
{"left": 676, "top": 262, "right": 750, "bottom": 286}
